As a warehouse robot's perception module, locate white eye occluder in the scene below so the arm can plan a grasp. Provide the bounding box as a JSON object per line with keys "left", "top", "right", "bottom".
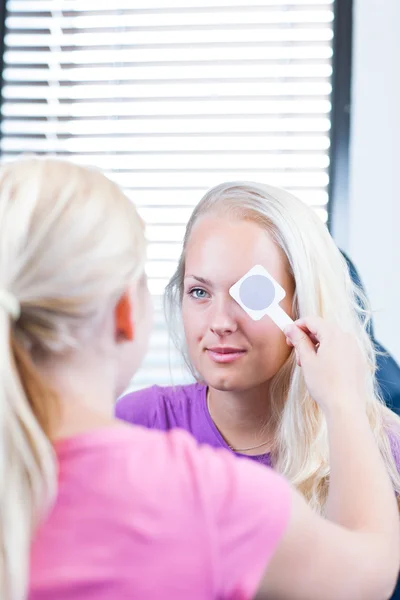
{"left": 229, "top": 264, "right": 293, "bottom": 331}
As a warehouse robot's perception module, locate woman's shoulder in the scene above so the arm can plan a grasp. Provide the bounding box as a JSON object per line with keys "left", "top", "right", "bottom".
{"left": 115, "top": 382, "right": 206, "bottom": 430}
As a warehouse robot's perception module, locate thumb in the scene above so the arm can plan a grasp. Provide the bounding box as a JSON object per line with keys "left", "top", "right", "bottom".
{"left": 284, "top": 324, "right": 316, "bottom": 364}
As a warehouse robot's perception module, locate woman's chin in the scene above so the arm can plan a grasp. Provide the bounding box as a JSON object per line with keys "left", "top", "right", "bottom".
{"left": 205, "top": 372, "right": 249, "bottom": 393}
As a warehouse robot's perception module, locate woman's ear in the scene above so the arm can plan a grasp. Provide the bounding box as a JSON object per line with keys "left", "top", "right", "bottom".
{"left": 115, "top": 292, "right": 135, "bottom": 342}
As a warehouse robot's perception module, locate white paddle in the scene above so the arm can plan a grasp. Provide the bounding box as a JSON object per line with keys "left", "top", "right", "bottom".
{"left": 229, "top": 264, "right": 293, "bottom": 331}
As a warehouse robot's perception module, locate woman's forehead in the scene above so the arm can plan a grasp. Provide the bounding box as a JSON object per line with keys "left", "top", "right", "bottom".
{"left": 184, "top": 216, "right": 289, "bottom": 289}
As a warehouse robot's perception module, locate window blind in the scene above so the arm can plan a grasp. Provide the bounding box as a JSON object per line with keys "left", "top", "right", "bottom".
{"left": 1, "top": 0, "right": 334, "bottom": 390}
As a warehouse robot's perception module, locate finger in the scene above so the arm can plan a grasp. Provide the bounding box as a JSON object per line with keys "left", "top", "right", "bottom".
{"left": 286, "top": 336, "right": 294, "bottom": 347}
{"left": 284, "top": 324, "right": 316, "bottom": 364}
{"left": 296, "top": 326, "right": 319, "bottom": 347}
{"left": 293, "top": 316, "right": 329, "bottom": 345}
{"left": 295, "top": 348, "right": 302, "bottom": 367}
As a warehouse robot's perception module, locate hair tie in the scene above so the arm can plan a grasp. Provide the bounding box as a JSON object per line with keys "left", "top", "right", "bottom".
{"left": 0, "top": 290, "right": 20, "bottom": 320}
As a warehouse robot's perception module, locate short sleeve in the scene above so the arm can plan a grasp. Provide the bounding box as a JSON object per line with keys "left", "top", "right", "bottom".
{"left": 172, "top": 431, "right": 292, "bottom": 599}
{"left": 115, "top": 387, "right": 160, "bottom": 427}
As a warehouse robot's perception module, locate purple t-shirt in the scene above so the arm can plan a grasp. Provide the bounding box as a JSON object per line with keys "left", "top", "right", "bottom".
{"left": 116, "top": 383, "right": 400, "bottom": 472}
{"left": 116, "top": 383, "right": 269, "bottom": 467}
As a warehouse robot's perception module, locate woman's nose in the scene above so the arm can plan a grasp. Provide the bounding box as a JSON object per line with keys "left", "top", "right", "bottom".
{"left": 209, "top": 297, "right": 238, "bottom": 336}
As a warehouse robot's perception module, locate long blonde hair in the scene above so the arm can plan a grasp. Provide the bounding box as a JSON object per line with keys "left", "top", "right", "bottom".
{"left": 0, "top": 157, "right": 145, "bottom": 599}
{"left": 165, "top": 181, "right": 400, "bottom": 512}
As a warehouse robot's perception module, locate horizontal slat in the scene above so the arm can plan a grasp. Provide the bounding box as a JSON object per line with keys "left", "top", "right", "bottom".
{"left": 2, "top": 82, "right": 332, "bottom": 101}
{"left": 137, "top": 188, "right": 329, "bottom": 206}
{"left": 3, "top": 65, "right": 332, "bottom": 84}
{"left": 106, "top": 170, "right": 330, "bottom": 189}
{"left": 147, "top": 243, "right": 188, "bottom": 261}
{"left": 56, "top": 153, "right": 329, "bottom": 171}
{"left": 0, "top": 135, "right": 331, "bottom": 153}
{"left": 2, "top": 117, "right": 331, "bottom": 135}
{"left": 2, "top": 100, "right": 331, "bottom": 118}
{"left": 8, "top": 0, "right": 334, "bottom": 11}
{"left": 7, "top": 11, "right": 334, "bottom": 30}
{"left": 146, "top": 224, "right": 188, "bottom": 243}
{"left": 5, "top": 28, "right": 334, "bottom": 47}
{"left": 140, "top": 208, "right": 194, "bottom": 225}
{"left": 146, "top": 261, "right": 177, "bottom": 279}
{"left": 277, "top": 189, "right": 328, "bottom": 205}
{"left": 4, "top": 45, "right": 333, "bottom": 65}
{"left": 149, "top": 279, "right": 177, "bottom": 295}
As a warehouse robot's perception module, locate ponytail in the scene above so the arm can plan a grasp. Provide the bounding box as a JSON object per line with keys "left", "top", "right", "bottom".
{"left": 0, "top": 311, "right": 56, "bottom": 599}
{"left": 0, "top": 156, "right": 147, "bottom": 598}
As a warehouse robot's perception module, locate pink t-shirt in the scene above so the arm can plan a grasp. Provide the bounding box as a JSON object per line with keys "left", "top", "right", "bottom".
{"left": 29, "top": 425, "right": 291, "bottom": 600}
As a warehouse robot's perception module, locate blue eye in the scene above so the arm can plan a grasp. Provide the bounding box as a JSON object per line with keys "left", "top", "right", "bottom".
{"left": 189, "top": 287, "right": 209, "bottom": 300}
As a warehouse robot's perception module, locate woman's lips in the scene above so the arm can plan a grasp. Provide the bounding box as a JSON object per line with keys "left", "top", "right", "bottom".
{"left": 206, "top": 347, "right": 247, "bottom": 364}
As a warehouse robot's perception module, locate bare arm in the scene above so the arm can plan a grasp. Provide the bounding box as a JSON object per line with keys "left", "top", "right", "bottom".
{"left": 256, "top": 318, "right": 400, "bottom": 600}
{"left": 257, "top": 487, "right": 397, "bottom": 600}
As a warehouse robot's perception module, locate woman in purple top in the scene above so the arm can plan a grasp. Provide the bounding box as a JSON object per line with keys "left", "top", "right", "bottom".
{"left": 117, "top": 181, "right": 400, "bottom": 512}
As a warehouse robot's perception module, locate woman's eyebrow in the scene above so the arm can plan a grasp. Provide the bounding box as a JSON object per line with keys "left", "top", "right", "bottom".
{"left": 184, "top": 275, "right": 213, "bottom": 286}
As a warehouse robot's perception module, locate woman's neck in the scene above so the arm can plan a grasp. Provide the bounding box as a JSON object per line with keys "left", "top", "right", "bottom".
{"left": 207, "top": 384, "right": 276, "bottom": 455}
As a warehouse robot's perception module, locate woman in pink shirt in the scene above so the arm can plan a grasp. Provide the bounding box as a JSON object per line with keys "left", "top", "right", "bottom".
{"left": 0, "top": 157, "right": 398, "bottom": 600}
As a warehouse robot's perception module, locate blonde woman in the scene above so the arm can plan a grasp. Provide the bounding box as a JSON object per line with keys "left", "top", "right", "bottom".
{"left": 117, "top": 181, "right": 400, "bottom": 511}
{"left": 1, "top": 160, "right": 399, "bottom": 600}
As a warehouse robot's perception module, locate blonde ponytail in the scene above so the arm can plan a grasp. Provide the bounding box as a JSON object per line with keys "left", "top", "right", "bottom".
{"left": 0, "top": 311, "right": 56, "bottom": 600}
{"left": 0, "top": 156, "right": 146, "bottom": 598}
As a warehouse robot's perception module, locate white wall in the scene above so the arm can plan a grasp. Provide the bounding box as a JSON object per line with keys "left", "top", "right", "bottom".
{"left": 348, "top": 0, "right": 400, "bottom": 362}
